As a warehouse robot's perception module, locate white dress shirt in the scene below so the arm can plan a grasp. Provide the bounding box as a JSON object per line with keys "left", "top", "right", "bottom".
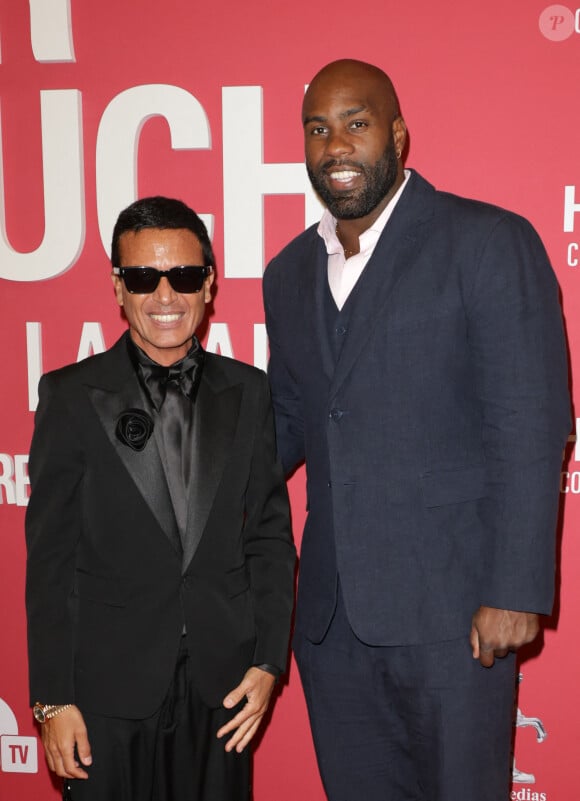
{"left": 317, "top": 169, "right": 411, "bottom": 310}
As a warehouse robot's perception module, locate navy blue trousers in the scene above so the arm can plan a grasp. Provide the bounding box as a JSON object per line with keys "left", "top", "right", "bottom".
{"left": 294, "top": 591, "right": 516, "bottom": 801}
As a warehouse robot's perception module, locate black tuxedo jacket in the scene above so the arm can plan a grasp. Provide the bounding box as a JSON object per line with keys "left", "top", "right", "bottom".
{"left": 264, "top": 170, "right": 570, "bottom": 646}
{"left": 26, "top": 333, "right": 295, "bottom": 717}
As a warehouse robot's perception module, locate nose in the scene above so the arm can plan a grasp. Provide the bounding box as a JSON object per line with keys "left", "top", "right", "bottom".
{"left": 153, "top": 275, "right": 178, "bottom": 304}
{"left": 325, "top": 129, "right": 354, "bottom": 159}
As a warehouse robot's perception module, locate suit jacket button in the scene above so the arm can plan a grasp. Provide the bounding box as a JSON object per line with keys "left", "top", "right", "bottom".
{"left": 329, "top": 409, "right": 343, "bottom": 422}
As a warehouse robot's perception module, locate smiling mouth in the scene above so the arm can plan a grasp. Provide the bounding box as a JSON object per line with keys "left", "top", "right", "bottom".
{"left": 150, "top": 313, "right": 182, "bottom": 323}
{"left": 328, "top": 169, "right": 361, "bottom": 183}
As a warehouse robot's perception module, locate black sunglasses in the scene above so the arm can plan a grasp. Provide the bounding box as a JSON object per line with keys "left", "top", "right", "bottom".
{"left": 113, "top": 265, "right": 213, "bottom": 294}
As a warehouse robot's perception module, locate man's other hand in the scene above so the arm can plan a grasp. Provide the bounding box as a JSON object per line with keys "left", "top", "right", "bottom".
{"left": 217, "top": 667, "right": 277, "bottom": 753}
{"left": 40, "top": 705, "right": 92, "bottom": 779}
{"left": 470, "top": 606, "right": 540, "bottom": 668}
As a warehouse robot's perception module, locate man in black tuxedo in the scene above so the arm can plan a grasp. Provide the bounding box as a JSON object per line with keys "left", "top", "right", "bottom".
{"left": 26, "top": 196, "right": 295, "bottom": 801}
{"left": 263, "top": 60, "right": 570, "bottom": 800}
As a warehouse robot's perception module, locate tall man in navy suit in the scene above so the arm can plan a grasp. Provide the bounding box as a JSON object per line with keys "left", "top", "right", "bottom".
{"left": 26, "top": 197, "right": 295, "bottom": 801}
{"left": 263, "top": 60, "right": 570, "bottom": 801}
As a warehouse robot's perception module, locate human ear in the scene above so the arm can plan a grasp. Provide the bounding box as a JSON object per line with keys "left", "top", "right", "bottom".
{"left": 111, "top": 273, "right": 124, "bottom": 306}
{"left": 393, "top": 117, "right": 407, "bottom": 159}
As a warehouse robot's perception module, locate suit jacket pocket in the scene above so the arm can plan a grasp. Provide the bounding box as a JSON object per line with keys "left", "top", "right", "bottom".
{"left": 74, "top": 569, "right": 128, "bottom": 607}
{"left": 420, "top": 465, "right": 486, "bottom": 508}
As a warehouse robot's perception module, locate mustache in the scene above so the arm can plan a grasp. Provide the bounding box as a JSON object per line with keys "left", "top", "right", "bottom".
{"left": 318, "top": 159, "right": 365, "bottom": 173}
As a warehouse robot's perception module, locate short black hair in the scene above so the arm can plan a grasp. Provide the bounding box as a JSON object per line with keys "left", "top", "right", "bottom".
{"left": 111, "top": 196, "right": 215, "bottom": 269}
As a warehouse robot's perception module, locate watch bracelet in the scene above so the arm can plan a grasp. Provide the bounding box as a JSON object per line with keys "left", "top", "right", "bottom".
{"left": 45, "top": 704, "right": 73, "bottom": 719}
{"left": 35, "top": 703, "right": 73, "bottom": 721}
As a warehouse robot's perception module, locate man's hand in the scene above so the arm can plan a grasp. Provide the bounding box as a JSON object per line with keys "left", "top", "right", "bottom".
{"left": 216, "top": 667, "right": 277, "bottom": 753}
{"left": 39, "top": 705, "right": 92, "bottom": 779}
{"left": 470, "top": 606, "right": 540, "bottom": 668}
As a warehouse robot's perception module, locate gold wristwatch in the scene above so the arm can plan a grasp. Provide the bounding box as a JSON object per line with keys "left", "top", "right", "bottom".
{"left": 33, "top": 702, "right": 73, "bottom": 723}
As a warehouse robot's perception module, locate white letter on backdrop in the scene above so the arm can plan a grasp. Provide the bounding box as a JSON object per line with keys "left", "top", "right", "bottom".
{"left": 29, "top": 0, "right": 75, "bottom": 62}
{"left": 206, "top": 323, "right": 234, "bottom": 358}
{"left": 564, "top": 186, "right": 580, "bottom": 233}
{"left": 253, "top": 323, "right": 268, "bottom": 372}
{"left": 222, "top": 86, "right": 322, "bottom": 278}
{"left": 77, "top": 323, "right": 106, "bottom": 360}
{"left": 0, "top": 91, "right": 84, "bottom": 282}
{"left": 26, "top": 322, "right": 42, "bottom": 412}
{"left": 96, "top": 85, "right": 213, "bottom": 257}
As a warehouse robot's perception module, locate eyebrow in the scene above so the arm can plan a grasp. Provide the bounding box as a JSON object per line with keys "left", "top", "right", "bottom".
{"left": 303, "top": 105, "right": 369, "bottom": 127}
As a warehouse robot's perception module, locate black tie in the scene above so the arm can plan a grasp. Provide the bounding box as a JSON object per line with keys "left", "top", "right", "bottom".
{"left": 137, "top": 340, "right": 205, "bottom": 412}
{"left": 131, "top": 338, "right": 205, "bottom": 550}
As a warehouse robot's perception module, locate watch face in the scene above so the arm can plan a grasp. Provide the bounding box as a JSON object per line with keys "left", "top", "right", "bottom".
{"left": 33, "top": 704, "right": 46, "bottom": 723}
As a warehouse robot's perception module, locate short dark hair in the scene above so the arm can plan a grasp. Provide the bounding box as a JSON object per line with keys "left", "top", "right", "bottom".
{"left": 111, "top": 196, "right": 215, "bottom": 269}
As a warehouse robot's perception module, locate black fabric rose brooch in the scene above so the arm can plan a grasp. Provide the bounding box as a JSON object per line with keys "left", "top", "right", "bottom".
{"left": 115, "top": 409, "right": 154, "bottom": 451}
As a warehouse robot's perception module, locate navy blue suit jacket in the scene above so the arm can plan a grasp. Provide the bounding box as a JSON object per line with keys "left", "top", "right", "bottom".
{"left": 263, "top": 170, "right": 570, "bottom": 646}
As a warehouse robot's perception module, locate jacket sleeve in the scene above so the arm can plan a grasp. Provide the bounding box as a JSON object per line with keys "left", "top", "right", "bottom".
{"left": 263, "top": 259, "right": 306, "bottom": 475}
{"left": 243, "top": 371, "right": 296, "bottom": 671}
{"left": 465, "top": 212, "right": 570, "bottom": 614}
{"left": 25, "top": 373, "right": 84, "bottom": 704}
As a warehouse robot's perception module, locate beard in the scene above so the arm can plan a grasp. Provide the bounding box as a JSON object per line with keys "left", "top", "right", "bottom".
{"left": 307, "top": 139, "right": 399, "bottom": 220}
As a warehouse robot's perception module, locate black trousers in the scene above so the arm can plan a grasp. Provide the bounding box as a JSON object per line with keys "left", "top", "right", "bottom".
{"left": 294, "top": 590, "right": 516, "bottom": 801}
{"left": 65, "top": 640, "right": 250, "bottom": 801}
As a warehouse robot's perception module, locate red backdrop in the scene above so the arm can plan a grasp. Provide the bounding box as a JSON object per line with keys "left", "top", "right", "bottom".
{"left": 1, "top": 2, "right": 579, "bottom": 799}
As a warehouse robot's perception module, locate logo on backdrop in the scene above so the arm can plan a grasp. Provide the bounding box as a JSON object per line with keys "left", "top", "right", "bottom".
{"left": 511, "top": 675, "right": 548, "bottom": 800}
{"left": 560, "top": 417, "right": 580, "bottom": 493}
{"left": 0, "top": 697, "right": 37, "bottom": 774}
{"left": 0, "top": 3, "right": 321, "bottom": 284}
{"left": 564, "top": 184, "right": 580, "bottom": 267}
{"left": 0, "top": 453, "right": 30, "bottom": 506}
{"left": 539, "top": 5, "right": 580, "bottom": 40}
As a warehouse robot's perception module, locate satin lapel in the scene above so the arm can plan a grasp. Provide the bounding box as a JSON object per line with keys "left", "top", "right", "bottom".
{"left": 309, "top": 235, "right": 335, "bottom": 381}
{"left": 182, "top": 365, "right": 242, "bottom": 571}
{"left": 86, "top": 345, "right": 182, "bottom": 557}
{"left": 329, "top": 174, "right": 435, "bottom": 398}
